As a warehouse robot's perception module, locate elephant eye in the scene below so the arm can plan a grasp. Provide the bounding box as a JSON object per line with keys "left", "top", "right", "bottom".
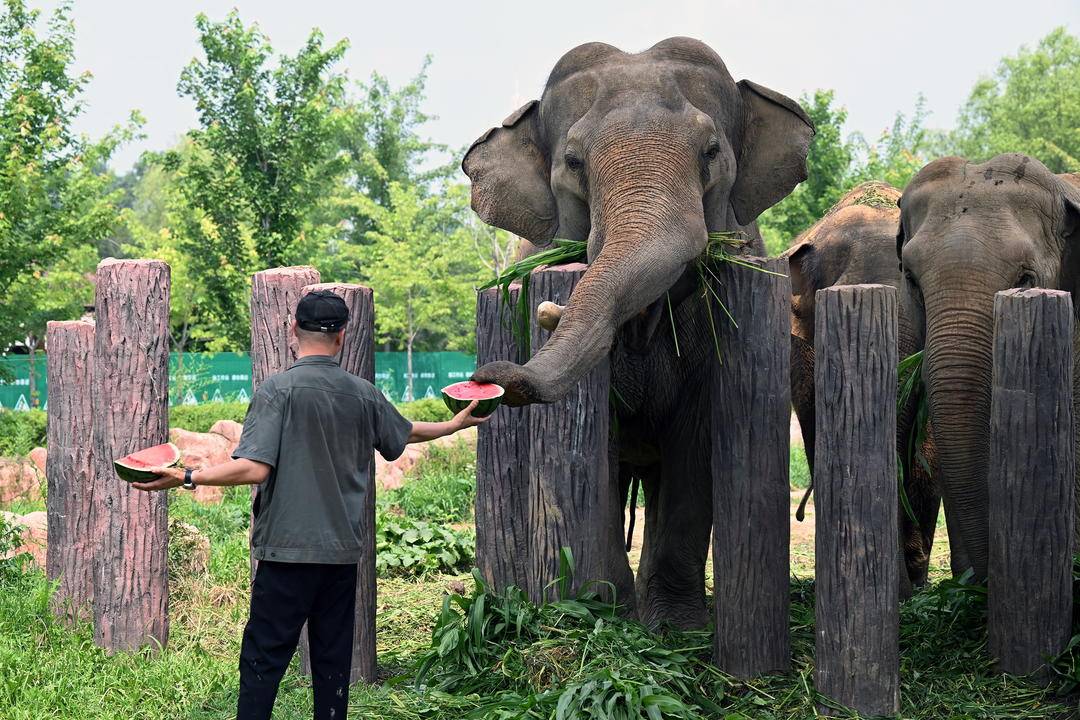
{"left": 564, "top": 153, "right": 583, "bottom": 172}
{"left": 704, "top": 142, "right": 720, "bottom": 161}
{"left": 1017, "top": 269, "right": 1038, "bottom": 289}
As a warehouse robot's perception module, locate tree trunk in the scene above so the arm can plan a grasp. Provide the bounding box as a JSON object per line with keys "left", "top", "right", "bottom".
{"left": 711, "top": 257, "right": 791, "bottom": 678}
{"left": 988, "top": 288, "right": 1074, "bottom": 677}
{"left": 45, "top": 320, "right": 95, "bottom": 624}
{"left": 295, "top": 282, "right": 378, "bottom": 684}
{"left": 475, "top": 285, "right": 530, "bottom": 593}
{"left": 91, "top": 259, "right": 171, "bottom": 653}
{"left": 248, "top": 266, "right": 321, "bottom": 575}
{"left": 525, "top": 264, "right": 633, "bottom": 605}
{"left": 814, "top": 284, "right": 899, "bottom": 717}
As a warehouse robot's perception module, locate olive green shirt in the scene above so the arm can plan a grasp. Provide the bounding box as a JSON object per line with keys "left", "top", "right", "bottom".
{"left": 233, "top": 354, "right": 413, "bottom": 564}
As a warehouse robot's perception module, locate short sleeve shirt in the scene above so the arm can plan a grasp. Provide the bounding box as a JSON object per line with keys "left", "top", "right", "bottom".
{"left": 233, "top": 354, "right": 412, "bottom": 564}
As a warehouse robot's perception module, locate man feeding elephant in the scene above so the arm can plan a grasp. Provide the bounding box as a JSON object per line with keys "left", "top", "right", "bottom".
{"left": 133, "top": 289, "right": 487, "bottom": 720}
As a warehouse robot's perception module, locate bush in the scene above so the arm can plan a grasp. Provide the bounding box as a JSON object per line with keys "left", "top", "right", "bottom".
{"left": 0, "top": 513, "right": 29, "bottom": 580}
{"left": 0, "top": 410, "right": 46, "bottom": 456}
{"left": 396, "top": 397, "right": 451, "bottom": 423}
{"left": 790, "top": 444, "right": 811, "bottom": 489}
{"left": 376, "top": 510, "right": 474, "bottom": 577}
{"left": 169, "top": 402, "right": 250, "bottom": 433}
{"left": 387, "top": 439, "right": 475, "bottom": 523}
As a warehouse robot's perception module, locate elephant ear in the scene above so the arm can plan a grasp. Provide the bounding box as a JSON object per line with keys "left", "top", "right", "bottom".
{"left": 461, "top": 101, "right": 559, "bottom": 244}
{"left": 729, "top": 80, "right": 815, "bottom": 226}
{"left": 1055, "top": 174, "right": 1080, "bottom": 307}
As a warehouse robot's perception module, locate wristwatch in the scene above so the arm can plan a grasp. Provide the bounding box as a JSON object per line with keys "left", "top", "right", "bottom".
{"left": 182, "top": 468, "right": 197, "bottom": 490}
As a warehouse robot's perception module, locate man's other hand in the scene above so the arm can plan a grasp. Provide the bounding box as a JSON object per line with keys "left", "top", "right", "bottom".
{"left": 132, "top": 466, "right": 185, "bottom": 491}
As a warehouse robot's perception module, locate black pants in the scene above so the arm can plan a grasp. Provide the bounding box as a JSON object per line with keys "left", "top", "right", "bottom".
{"left": 236, "top": 561, "right": 358, "bottom": 720}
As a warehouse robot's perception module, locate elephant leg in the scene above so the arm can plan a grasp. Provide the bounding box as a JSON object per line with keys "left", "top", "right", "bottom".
{"left": 635, "top": 417, "right": 711, "bottom": 631}
{"left": 900, "top": 452, "right": 939, "bottom": 589}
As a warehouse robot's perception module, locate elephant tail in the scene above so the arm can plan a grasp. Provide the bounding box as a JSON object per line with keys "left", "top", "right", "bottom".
{"left": 795, "top": 481, "right": 813, "bottom": 522}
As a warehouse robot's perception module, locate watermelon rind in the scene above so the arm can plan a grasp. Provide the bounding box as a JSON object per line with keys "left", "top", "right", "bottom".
{"left": 441, "top": 382, "right": 504, "bottom": 418}
{"left": 114, "top": 442, "right": 182, "bottom": 483}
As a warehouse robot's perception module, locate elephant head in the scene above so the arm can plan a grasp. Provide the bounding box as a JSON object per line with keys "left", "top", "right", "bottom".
{"left": 897, "top": 153, "right": 1080, "bottom": 579}
{"left": 465, "top": 38, "right": 814, "bottom": 405}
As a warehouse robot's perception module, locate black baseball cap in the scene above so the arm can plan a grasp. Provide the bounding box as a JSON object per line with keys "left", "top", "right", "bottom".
{"left": 296, "top": 290, "right": 349, "bottom": 332}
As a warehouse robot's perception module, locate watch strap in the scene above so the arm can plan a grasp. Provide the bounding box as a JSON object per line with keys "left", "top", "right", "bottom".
{"left": 183, "top": 467, "right": 196, "bottom": 490}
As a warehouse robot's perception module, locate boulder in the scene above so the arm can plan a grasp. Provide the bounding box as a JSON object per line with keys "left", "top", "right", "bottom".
{"left": 209, "top": 420, "right": 243, "bottom": 446}
{"left": 169, "top": 427, "right": 239, "bottom": 504}
{"left": 0, "top": 510, "right": 47, "bottom": 569}
{"left": 0, "top": 458, "right": 42, "bottom": 505}
{"left": 28, "top": 447, "right": 47, "bottom": 475}
{"left": 375, "top": 427, "right": 477, "bottom": 491}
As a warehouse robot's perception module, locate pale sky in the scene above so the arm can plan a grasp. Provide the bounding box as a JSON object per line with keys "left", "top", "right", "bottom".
{"left": 40, "top": 0, "right": 1080, "bottom": 172}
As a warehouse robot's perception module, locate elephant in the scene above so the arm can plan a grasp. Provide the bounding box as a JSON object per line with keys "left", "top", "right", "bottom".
{"left": 464, "top": 37, "right": 814, "bottom": 629}
{"left": 896, "top": 153, "right": 1080, "bottom": 582}
{"left": 784, "top": 181, "right": 941, "bottom": 593}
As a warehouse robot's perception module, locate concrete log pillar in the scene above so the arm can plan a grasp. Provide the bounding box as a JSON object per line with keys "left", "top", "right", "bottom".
{"left": 91, "top": 259, "right": 171, "bottom": 653}
{"left": 45, "top": 320, "right": 96, "bottom": 624}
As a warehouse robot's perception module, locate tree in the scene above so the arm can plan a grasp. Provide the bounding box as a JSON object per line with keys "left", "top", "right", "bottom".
{"left": 0, "top": 0, "right": 137, "bottom": 355}
{"left": 757, "top": 90, "right": 854, "bottom": 254}
{"left": 6, "top": 246, "right": 96, "bottom": 406}
{"left": 356, "top": 182, "right": 483, "bottom": 400}
{"left": 948, "top": 27, "right": 1080, "bottom": 173}
{"left": 165, "top": 11, "right": 350, "bottom": 347}
{"left": 849, "top": 95, "right": 935, "bottom": 190}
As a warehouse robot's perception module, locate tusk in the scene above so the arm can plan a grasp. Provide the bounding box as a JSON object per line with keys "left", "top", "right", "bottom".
{"left": 537, "top": 301, "right": 564, "bottom": 332}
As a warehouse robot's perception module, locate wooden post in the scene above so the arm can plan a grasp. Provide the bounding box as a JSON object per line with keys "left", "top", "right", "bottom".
{"left": 248, "top": 266, "right": 320, "bottom": 575}
{"left": 45, "top": 320, "right": 95, "bottom": 624}
{"left": 475, "top": 285, "right": 531, "bottom": 593}
{"left": 711, "top": 258, "right": 791, "bottom": 677}
{"left": 814, "top": 284, "right": 899, "bottom": 717}
{"left": 296, "top": 282, "right": 378, "bottom": 684}
{"left": 988, "top": 288, "right": 1074, "bottom": 676}
{"left": 526, "top": 264, "right": 633, "bottom": 606}
{"left": 91, "top": 259, "right": 171, "bottom": 653}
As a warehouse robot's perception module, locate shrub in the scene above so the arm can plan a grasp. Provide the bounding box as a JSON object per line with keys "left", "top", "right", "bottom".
{"left": 388, "top": 439, "right": 475, "bottom": 524}
{"left": 790, "top": 444, "right": 811, "bottom": 489}
{"left": 169, "top": 402, "right": 250, "bottom": 433}
{"left": 0, "top": 513, "right": 29, "bottom": 580}
{"left": 0, "top": 410, "right": 46, "bottom": 456}
{"left": 396, "top": 397, "right": 451, "bottom": 423}
{"left": 376, "top": 510, "right": 474, "bottom": 577}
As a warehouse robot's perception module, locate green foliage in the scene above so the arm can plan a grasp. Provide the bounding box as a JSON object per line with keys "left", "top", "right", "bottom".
{"left": 789, "top": 445, "right": 811, "bottom": 490}
{"left": 168, "top": 401, "right": 250, "bottom": 433}
{"left": 0, "top": 511, "right": 29, "bottom": 580}
{"left": 758, "top": 90, "right": 854, "bottom": 255}
{"left": 849, "top": 95, "right": 936, "bottom": 190}
{"left": 396, "top": 397, "right": 452, "bottom": 423}
{"left": 162, "top": 11, "right": 350, "bottom": 348}
{"left": 0, "top": 0, "right": 138, "bottom": 354}
{"left": 387, "top": 440, "right": 475, "bottom": 524}
{"left": 0, "top": 409, "right": 45, "bottom": 457}
{"left": 376, "top": 510, "right": 474, "bottom": 577}
{"left": 948, "top": 27, "right": 1080, "bottom": 173}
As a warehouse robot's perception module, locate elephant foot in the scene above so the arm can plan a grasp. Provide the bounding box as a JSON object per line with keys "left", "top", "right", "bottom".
{"left": 636, "top": 576, "right": 709, "bottom": 631}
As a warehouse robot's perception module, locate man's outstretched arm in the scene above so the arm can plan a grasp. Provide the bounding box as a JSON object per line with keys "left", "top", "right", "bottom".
{"left": 132, "top": 458, "right": 271, "bottom": 492}
{"left": 407, "top": 400, "right": 489, "bottom": 443}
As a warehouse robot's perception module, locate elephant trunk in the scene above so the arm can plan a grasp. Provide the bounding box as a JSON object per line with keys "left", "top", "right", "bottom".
{"left": 921, "top": 282, "right": 997, "bottom": 580}
{"left": 475, "top": 129, "right": 708, "bottom": 404}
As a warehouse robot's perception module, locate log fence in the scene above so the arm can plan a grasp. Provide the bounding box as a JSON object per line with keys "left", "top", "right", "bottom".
{"left": 37, "top": 259, "right": 1075, "bottom": 705}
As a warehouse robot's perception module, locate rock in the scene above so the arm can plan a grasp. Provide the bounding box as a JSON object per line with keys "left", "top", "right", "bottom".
{"left": 0, "top": 510, "right": 47, "bottom": 569}
{"left": 169, "top": 427, "right": 238, "bottom": 504}
{"left": 0, "top": 458, "right": 42, "bottom": 505}
{"left": 167, "top": 517, "right": 210, "bottom": 580}
{"left": 28, "top": 447, "right": 47, "bottom": 475}
{"left": 375, "top": 428, "right": 477, "bottom": 491}
{"left": 209, "top": 420, "right": 243, "bottom": 446}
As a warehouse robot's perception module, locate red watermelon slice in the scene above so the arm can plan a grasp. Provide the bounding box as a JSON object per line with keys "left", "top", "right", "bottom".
{"left": 441, "top": 381, "right": 504, "bottom": 418}
{"left": 114, "top": 442, "right": 182, "bottom": 483}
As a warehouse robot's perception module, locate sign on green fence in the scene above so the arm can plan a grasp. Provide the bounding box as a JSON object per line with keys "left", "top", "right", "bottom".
{"left": 0, "top": 351, "right": 477, "bottom": 410}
